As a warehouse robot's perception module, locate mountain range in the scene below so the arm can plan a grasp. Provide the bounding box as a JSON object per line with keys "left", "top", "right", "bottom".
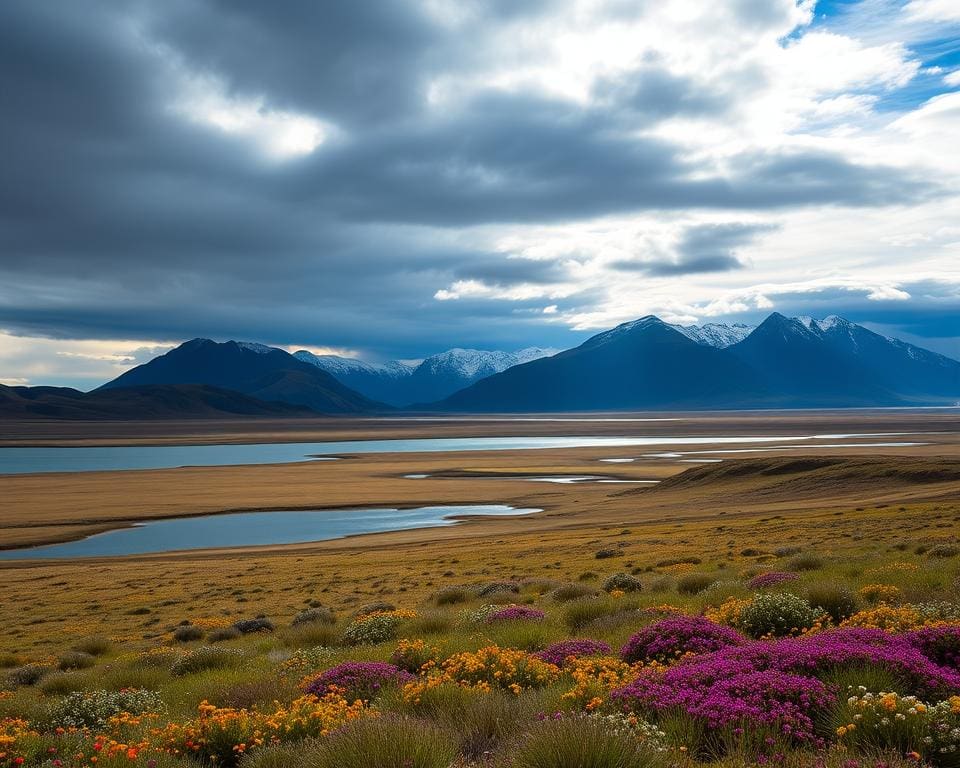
{"left": 4, "top": 313, "right": 957, "bottom": 419}
{"left": 293, "top": 347, "right": 556, "bottom": 405}
{"left": 430, "top": 313, "right": 960, "bottom": 411}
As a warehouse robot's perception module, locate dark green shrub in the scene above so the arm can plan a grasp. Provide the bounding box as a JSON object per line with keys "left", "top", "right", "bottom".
{"left": 603, "top": 572, "right": 643, "bottom": 593}
{"left": 504, "top": 714, "right": 666, "bottom": 768}
{"left": 806, "top": 583, "right": 858, "bottom": 623}
{"left": 6, "top": 663, "right": 51, "bottom": 688}
{"left": 72, "top": 636, "right": 111, "bottom": 656}
{"left": 774, "top": 546, "right": 802, "bottom": 558}
{"left": 656, "top": 557, "right": 701, "bottom": 567}
{"left": 58, "top": 650, "right": 96, "bottom": 671}
{"left": 677, "top": 573, "right": 717, "bottom": 595}
{"left": 927, "top": 543, "right": 959, "bottom": 558}
{"left": 233, "top": 617, "right": 274, "bottom": 634}
{"left": 173, "top": 625, "right": 204, "bottom": 643}
{"left": 170, "top": 646, "right": 243, "bottom": 676}
{"left": 595, "top": 548, "right": 622, "bottom": 559}
{"left": 434, "top": 587, "right": 471, "bottom": 606}
{"left": 309, "top": 715, "right": 457, "bottom": 768}
{"left": 551, "top": 583, "right": 597, "bottom": 602}
{"left": 478, "top": 582, "right": 520, "bottom": 597}
{"left": 291, "top": 607, "right": 335, "bottom": 626}
{"left": 787, "top": 553, "right": 825, "bottom": 571}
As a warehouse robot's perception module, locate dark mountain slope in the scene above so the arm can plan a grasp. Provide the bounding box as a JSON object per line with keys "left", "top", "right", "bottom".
{"left": 99, "top": 339, "right": 385, "bottom": 413}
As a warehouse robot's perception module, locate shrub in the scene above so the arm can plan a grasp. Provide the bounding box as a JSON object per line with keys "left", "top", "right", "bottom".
{"left": 353, "top": 601, "right": 396, "bottom": 617}
{"left": 343, "top": 610, "right": 415, "bottom": 645}
{"left": 170, "top": 645, "right": 243, "bottom": 676}
{"left": 72, "top": 636, "right": 111, "bottom": 656}
{"left": 737, "top": 593, "right": 824, "bottom": 638}
{"left": 904, "top": 625, "right": 960, "bottom": 669}
{"left": 621, "top": 616, "right": 746, "bottom": 664}
{"left": 173, "top": 624, "right": 204, "bottom": 642}
{"left": 391, "top": 639, "right": 441, "bottom": 673}
{"left": 677, "top": 573, "right": 717, "bottom": 595}
{"left": 58, "top": 650, "right": 96, "bottom": 671}
{"left": 535, "top": 639, "right": 612, "bottom": 668}
{"left": 562, "top": 598, "right": 638, "bottom": 632}
{"left": 209, "top": 626, "right": 242, "bottom": 643}
{"left": 806, "top": 583, "right": 858, "bottom": 624}
{"left": 927, "top": 543, "right": 959, "bottom": 558}
{"left": 305, "top": 662, "right": 414, "bottom": 702}
{"left": 434, "top": 587, "right": 471, "bottom": 606}
{"left": 859, "top": 583, "right": 903, "bottom": 605}
{"left": 603, "top": 572, "right": 643, "bottom": 593}
{"left": 5, "top": 664, "right": 50, "bottom": 688}
{"left": 486, "top": 605, "right": 546, "bottom": 623}
{"left": 411, "top": 645, "right": 560, "bottom": 694}
{"left": 0, "top": 653, "right": 19, "bottom": 669}
{"left": 748, "top": 571, "right": 798, "bottom": 590}
{"left": 550, "top": 583, "right": 597, "bottom": 602}
{"left": 233, "top": 617, "right": 274, "bottom": 634}
{"left": 595, "top": 548, "right": 622, "bottom": 560}
{"left": 291, "top": 607, "right": 335, "bottom": 626}
{"left": 51, "top": 688, "right": 165, "bottom": 728}
{"left": 774, "top": 546, "right": 802, "bottom": 558}
{"left": 478, "top": 581, "right": 520, "bottom": 597}
{"left": 503, "top": 713, "right": 667, "bottom": 768}
{"left": 656, "top": 557, "right": 701, "bottom": 567}
{"left": 832, "top": 690, "right": 931, "bottom": 755}
{"left": 787, "top": 554, "right": 824, "bottom": 571}
{"left": 308, "top": 715, "right": 457, "bottom": 768}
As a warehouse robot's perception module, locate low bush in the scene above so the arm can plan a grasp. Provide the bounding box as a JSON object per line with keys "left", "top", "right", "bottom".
{"left": 562, "top": 597, "right": 638, "bottom": 632}
{"left": 927, "top": 543, "right": 959, "bottom": 558}
{"left": 621, "top": 616, "right": 745, "bottom": 664}
{"left": 170, "top": 646, "right": 243, "bottom": 676}
{"left": 594, "top": 548, "right": 622, "bottom": 560}
{"left": 434, "top": 587, "right": 471, "bottom": 606}
{"left": 602, "top": 572, "right": 643, "bottom": 593}
{"left": 486, "top": 605, "right": 546, "bottom": 623}
{"left": 0, "top": 653, "right": 20, "bottom": 669}
{"left": 5, "top": 663, "right": 50, "bottom": 688}
{"left": 736, "top": 593, "right": 824, "bottom": 638}
{"left": 787, "top": 553, "right": 825, "bottom": 571}
{"left": 478, "top": 581, "right": 520, "bottom": 597}
{"left": 534, "top": 639, "right": 612, "bottom": 667}
{"left": 343, "top": 610, "right": 414, "bottom": 645}
{"left": 550, "top": 583, "right": 597, "bottom": 602}
{"left": 72, "top": 635, "right": 112, "bottom": 656}
{"left": 390, "top": 639, "right": 441, "bottom": 673}
{"left": 676, "top": 573, "right": 717, "bottom": 595}
{"left": 748, "top": 571, "right": 798, "bottom": 589}
{"left": 58, "top": 650, "right": 96, "bottom": 671}
{"left": 233, "top": 617, "right": 274, "bottom": 634}
{"left": 502, "top": 713, "right": 667, "bottom": 768}
{"left": 309, "top": 715, "right": 458, "bottom": 768}
{"left": 51, "top": 688, "right": 165, "bottom": 728}
{"left": 858, "top": 583, "right": 903, "bottom": 605}
{"left": 173, "top": 625, "right": 204, "bottom": 642}
{"left": 209, "top": 626, "right": 242, "bottom": 643}
{"left": 291, "top": 607, "right": 335, "bottom": 626}
{"left": 806, "top": 583, "right": 858, "bottom": 624}
{"left": 305, "top": 661, "right": 414, "bottom": 702}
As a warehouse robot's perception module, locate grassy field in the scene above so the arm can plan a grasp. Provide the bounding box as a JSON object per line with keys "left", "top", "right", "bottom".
{"left": 1, "top": 414, "right": 959, "bottom": 766}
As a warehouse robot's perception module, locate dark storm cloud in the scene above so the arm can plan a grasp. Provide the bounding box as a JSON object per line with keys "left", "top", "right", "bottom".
{"left": 611, "top": 222, "right": 774, "bottom": 275}
{"left": 0, "top": 0, "right": 946, "bottom": 359}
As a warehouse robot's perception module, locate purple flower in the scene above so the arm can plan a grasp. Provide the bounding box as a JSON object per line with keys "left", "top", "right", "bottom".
{"left": 534, "top": 639, "right": 612, "bottom": 667}
{"left": 748, "top": 571, "right": 799, "bottom": 589}
{"left": 485, "top": 605, "right": 546, "bottom": 623}
{"left": 620, "top": 616, "right": 746, "bottom": 664}
{"left": 904, "top": 624, "right": 960, "bottom": 669}
{"left": 305, "top": 661, "right": 413, "bottom": 702}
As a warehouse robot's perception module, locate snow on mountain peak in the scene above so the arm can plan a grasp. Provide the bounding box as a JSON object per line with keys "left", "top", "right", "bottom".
{"left": 671, "top": 322, "right": 755, "bottom": 348}
{"left": 294, "top": 351, "right": 414, "bottom": 379}
{"left": 417, "top": 347, "right": 557, "bottom": 379}
{"left": 236, "top": 341, "right": 277, "bottom": 354}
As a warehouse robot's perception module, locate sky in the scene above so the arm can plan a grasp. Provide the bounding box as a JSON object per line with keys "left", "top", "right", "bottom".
{"left": 1, "top": 0, "right": 959, "bottom": 389}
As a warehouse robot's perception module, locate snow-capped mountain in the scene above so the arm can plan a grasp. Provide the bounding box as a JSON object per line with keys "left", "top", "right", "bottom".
{"left": 671, "top": 322, "right": 754, "bottom": 348}
{"left": 295, "top": 346, "right": 559, "bottom": 406}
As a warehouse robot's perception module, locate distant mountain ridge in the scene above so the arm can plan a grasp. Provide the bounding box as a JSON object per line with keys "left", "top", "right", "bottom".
{"left": 294, "top": 346, "right": 558, "bottom": 406}
{"left": 428, "top": 313, "right": 960, "bottom": 411}
{"left": 0, "top": 383, "right": 314, "bottom": 420}
{"left": 99, "top": 339, "right": 385, "bottom": 414}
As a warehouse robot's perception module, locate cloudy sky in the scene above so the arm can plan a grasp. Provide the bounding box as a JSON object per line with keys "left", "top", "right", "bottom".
{"left": 1, "top": 0, "right": 959, "bottom": 389}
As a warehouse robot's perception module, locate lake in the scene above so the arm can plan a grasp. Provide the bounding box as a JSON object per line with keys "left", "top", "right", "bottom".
{"left": 0, "top": 504, "right": 540, "bottom": 559}
{"left": 0, "top": 432, "right": 909, "bottom": 475}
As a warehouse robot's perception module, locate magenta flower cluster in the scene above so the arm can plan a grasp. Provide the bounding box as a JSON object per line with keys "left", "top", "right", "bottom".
{"left": 485, "top": 605, "right": 546, "bottom": 623}
{"left": 534, "top": 639, "right": 612, "bottom": 667}
{"left": 620, "top": 616, "right": 746, "bottom": 664}
{"left": 611, "top": 627, "right": 960, "bottom": 743}
{"left": 748, "top": 571, "right": 799, "bottom": 589}
{"left": 305, "top": 661, "right": 414, "bottom": 702}
{"left": 905, "top": 624, "right": 960, "bottom": 669}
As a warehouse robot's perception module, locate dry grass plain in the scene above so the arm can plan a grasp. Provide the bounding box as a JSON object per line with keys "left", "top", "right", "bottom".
{"left": 0, "top": 410, "right": 958, "bottom": 656}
